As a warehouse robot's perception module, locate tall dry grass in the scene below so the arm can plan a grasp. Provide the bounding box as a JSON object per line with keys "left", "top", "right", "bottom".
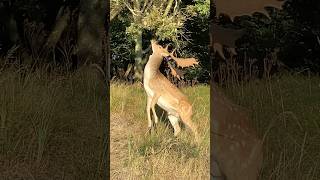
{"left": 0, "top": 66, "right": 107, "bottom": 179}
{"left": 218, "top": 70, "right": 320, "bottom": 179}
{"left": 215, "top": 49, "right": 320, "bottom": 179}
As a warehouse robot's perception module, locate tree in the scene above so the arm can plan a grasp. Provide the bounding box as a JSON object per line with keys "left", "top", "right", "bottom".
{"left": 0, "top": 0, "right": 108, "bottom": 71}
{"left": 0, "top": 2, "right": 19, "bottom": 52}
{"left": 45, "top": 0, "right": 107, "bottom": 67}
{"left": 77, "top": 0, "right": 107, "bottom": 65}
{"left": 281, "top": 0, "right": 320, "bottom": 71}
{"left": 111, "top": 0, "right": 190, "bottom": 81}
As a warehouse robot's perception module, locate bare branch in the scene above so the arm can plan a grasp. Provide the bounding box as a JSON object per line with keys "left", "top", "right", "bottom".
{"left": 111, "top": 0, "right": 124, "bottom": 21}
{"left": 124, "top": 1, "right": 139, "bottom": 16}
{"left": 163, "top": 0, "right": 175, "bottom": 16}
{"left": 111, "top": 6, "right": 124, "bottom": 21}
{"left": 142, "top": 0, "right": 153, "bottom": 13}
{"left": 173, "top": 0, "right": 178, "bottom": 16}
{"left": 141, "top": 0, "right": 149, "bottom": 12}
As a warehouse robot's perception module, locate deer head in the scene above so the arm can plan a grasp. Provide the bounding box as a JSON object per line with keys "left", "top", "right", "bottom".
{"left": 150, "top": 40, "right": 171, "bottom": 58}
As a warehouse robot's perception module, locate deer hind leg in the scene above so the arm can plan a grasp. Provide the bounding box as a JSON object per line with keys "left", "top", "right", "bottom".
{"left": 179, "top": 102, "right": 199, "bottom": 141}
{"left": 168, "top": 115, "right": 181, "bottom": 136}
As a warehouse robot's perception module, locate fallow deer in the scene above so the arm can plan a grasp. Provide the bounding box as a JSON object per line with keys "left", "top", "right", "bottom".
{"left": 143, "top": 40, "right": 199, "bottom": 141}
{"left": 211, "top": 84, "right": 263, "bottom": 180}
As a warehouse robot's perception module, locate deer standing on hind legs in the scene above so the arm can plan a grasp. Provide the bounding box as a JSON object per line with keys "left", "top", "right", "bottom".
{"left": 143, "top": 40, "right": 199, "bottom": 142}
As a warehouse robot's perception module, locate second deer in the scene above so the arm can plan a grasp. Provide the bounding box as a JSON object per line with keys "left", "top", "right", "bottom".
{"left": 211, "top": 84, "right": 263, "bottom": 180}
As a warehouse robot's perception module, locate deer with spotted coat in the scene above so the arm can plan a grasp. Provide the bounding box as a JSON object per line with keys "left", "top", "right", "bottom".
{"left": 211, "top": 84, "right": 263, "bottom": 180}
{"left": 143, "top": 40, "right": 199, "bottom": 141}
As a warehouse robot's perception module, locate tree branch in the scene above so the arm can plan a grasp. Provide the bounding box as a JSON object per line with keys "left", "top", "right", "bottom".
{"left": 173, "top": 0, "right": 178, "bottom": 16}
{"left": 142, "top": 0, "right": 153, "bottom": 13}
{"left": 124, "top": 1, "right": 141, "bottom": 16}
{"left": 111, "top": 5, "right": 124, "bottom": 21}
{"left": 163, "top": 0, "right": 175, "bottom": 16}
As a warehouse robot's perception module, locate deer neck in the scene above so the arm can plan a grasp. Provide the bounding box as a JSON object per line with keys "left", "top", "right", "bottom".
{"left": 144, "top": 53, "right": 164, "bottom": 80}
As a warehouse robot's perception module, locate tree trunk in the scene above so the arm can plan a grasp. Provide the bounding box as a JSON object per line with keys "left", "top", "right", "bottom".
{"left": 0, "top": 7, "right": 19, "bottom": 51}
{"left": 77, "top": 0, "right": 106, "bottom": 66}
{"left": 134, "top": 30, "right": 143, "bottom": 82}
{"left": 45, "top": 6, "right": 70, "bottom": 48}
{"left": 7, "top": 13, "right": 19, "bottom": 44}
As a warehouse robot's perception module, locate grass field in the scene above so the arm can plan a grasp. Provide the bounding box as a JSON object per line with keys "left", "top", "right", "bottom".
{"left": 0, "top": 67, "right": 107, "bottom": 179}
{"left": 110, "top": 83, "right": 210, "bottom": 179}
{"left": 111, "top": 73, "right": 320, "bottom": 179}
{"left": 1, "top": 65, "right": 319, "bottom": 179}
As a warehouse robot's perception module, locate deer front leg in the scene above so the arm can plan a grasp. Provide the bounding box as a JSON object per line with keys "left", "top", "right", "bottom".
{"left": 150, "top": 93, "right": 160, "bottom": 125}
{"left": 146, "top": 96, "right": 152, "bottom": 134}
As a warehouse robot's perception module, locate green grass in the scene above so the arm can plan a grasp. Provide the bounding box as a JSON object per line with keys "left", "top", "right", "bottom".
{"left": 0, "top": 67, "right": 107, "bottom": 179}
{"left": 110, "top": 83, "right": 210, "bottom": 179}
{"left": 222, "top": 73, "right": 320, "bottom": 179}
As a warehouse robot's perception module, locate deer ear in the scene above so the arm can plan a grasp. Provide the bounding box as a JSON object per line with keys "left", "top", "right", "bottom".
{"left": 164, "top": 45, "right": 169, "bottom": 51}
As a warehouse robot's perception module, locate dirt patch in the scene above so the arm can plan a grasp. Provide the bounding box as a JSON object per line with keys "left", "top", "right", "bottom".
{"left": 110, "top": 113, "right": 143, "bottom": 179}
